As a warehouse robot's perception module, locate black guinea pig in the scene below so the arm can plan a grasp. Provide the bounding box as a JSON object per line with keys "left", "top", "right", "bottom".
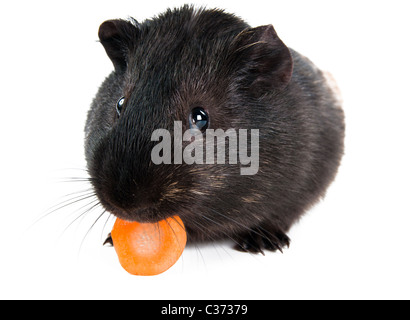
{"left": 85, "top": 5, "right": 345, "bottom": 253}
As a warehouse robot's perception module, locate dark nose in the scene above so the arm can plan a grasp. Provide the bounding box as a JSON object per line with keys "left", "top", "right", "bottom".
{"left": 89, "top": 132, "right": 162, "bottom": 222}
{"left": 93, "top": 163, "right": 163, "bottom": 222}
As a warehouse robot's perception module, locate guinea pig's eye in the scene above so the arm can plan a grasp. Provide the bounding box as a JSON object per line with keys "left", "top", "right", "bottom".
{"left": 189, "top": 107, "right": 209, "bottom": 132}
{"left": 116, "top": 97, "right": 125, "bottom": 117}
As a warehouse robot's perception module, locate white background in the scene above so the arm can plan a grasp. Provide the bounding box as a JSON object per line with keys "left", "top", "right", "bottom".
{"left": 1, "top": 0, "right": 409, "bottom": 300}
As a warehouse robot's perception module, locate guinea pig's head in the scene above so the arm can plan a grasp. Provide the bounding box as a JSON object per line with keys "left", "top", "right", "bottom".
{"left": 85, "top": 7, "right": 293, "bottom": 234}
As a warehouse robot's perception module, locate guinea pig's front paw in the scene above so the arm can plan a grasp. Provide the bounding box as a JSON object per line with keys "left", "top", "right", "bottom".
{"left": 233, "top": 225, "right": 290, "bottom": 254}
{"left": 103, "top": 233, "right": 113, "bottom": 247}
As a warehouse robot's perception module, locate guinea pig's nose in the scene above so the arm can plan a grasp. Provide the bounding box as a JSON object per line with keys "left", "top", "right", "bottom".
{"left": 107, "top": 161, "right": 168, "bottom": 215}
{"left": 100, "top": 181, "right": 162, "bottom": 222}
{"left": 90, "top": 130, "right": 164, "bottom": 222}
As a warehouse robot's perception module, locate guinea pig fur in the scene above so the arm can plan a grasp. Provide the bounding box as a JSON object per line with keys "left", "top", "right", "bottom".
{"left": 85, "top": 5, "right": 345, "bottom": 253}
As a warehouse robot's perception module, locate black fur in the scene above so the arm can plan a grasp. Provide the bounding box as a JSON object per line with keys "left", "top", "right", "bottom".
{"left": 85, "top": 5, "right": 345, "bottom": 253}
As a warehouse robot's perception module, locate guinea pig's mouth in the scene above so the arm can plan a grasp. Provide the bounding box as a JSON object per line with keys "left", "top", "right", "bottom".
{"left": 92, "top": 185, "right": 170, "bottom": 223}
{"left": 100, "top": 199, "right": 169, "bottom": 224}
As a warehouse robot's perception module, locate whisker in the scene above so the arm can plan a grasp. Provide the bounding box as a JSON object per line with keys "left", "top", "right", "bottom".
{"left": 195, "top": 213, "right": 268, "bottom": 258}
{"left": 194, "top": 215, "right": 243, "bottom": 249}
{"left": 79, "top": 209, "right": 108, "bottom": 253}
{"left": 59, "top": 199, "right": 101, "bottom": 239}
{"left": 169, "top": 215, "right": 186, "bottom": 233}
{"left": 56, "top": 178, "right": 95, "bottom": 183}
{"left": 194, "top": 243, "right": 206, "bottom": 268}
{"left": 208, "top": 207, "right": 277, "bottom": 249}
{"left": 156, "top": 222, "right": 162, "bottom": 246}
{"left": 184, "top": 220, "right": 209, "bottom": 269}
{"left": 45, "top": 189, "right": 95, "bottom": 211}
{"left": 164, "top": 219, "right": 184, "bottom": 252}
{"left": 31, "top": 192, "right": 97, "bottom": 228}
{"left": 212, "top": 239, "right": 235, "bottom": 262}
{"left": 188, "top": 218, "right": 253, "bottom": 262}
{"left": 101, "top": 212, "right": 114, "bottom": 243}
{"left": 53, "top": 168, "right": 90, "bottom": 174}
{"left": 50, "top": 188, "right": 95, "bottom": 206}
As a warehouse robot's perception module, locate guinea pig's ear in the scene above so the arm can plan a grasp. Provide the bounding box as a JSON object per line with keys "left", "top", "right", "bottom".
{"left": 98, "top": 19, "right": 139, "bottom": 72}
{"left": 229, "top": 25, "right": 293, "bottom": 97}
